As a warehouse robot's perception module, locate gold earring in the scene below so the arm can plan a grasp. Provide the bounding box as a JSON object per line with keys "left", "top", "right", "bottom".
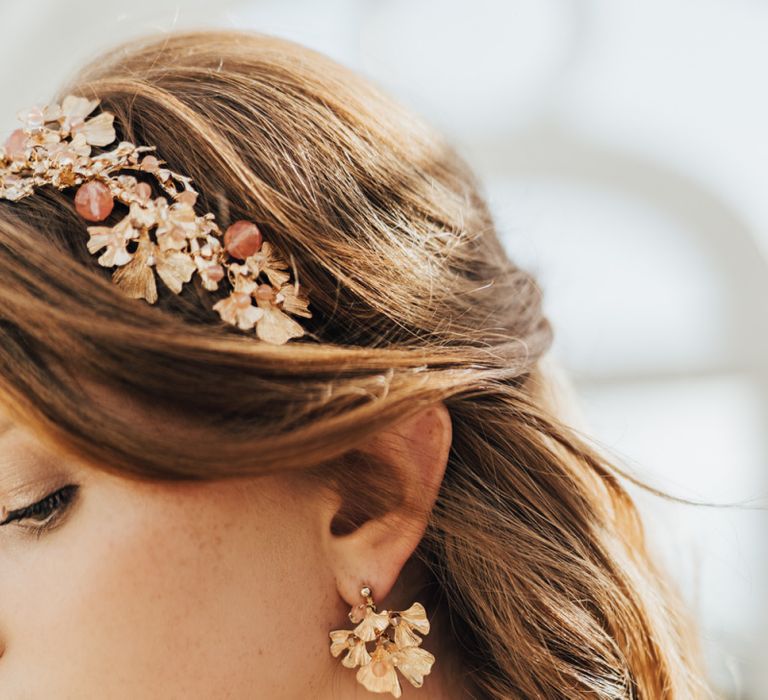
{"left": 328, "top": 584, "right": 435, "bottom": 697}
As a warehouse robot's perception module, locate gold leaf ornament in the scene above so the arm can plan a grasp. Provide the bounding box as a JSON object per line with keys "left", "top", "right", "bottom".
{"left": 344, "top": 637, "right": 374, "bottom": 669}
{"left": 86, "top": 217, "right": 139, "bottom": 268}
{"left": 245, "top": 239, "right": 291, "bottom": 288}
{"left": 353, "top": 607, "right": 392, "bottom": 643}
{"left": 392, "top": 602, "right": 430, "bottom": 649}
{"left": 328, "top": 586, "right": 436, "bottom": 697}
{"left": 155, "top": 246, "right": 197, "bottom": 294}
{"left": 0, "top": 94, "right": 313, "bottom": 345}
{"left": 111, "top": 231, "right": 158, "bottom": 303}
{"left": 390, "top": 645, "right": 436, "bottom": 688}
{"left": 356, "top": 641, "right": 403, "bottom": 698}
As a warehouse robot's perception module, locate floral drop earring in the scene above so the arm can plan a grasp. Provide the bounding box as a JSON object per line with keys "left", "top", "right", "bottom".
{"left": 329, "top": 584, "right": 436, "bottom": 697}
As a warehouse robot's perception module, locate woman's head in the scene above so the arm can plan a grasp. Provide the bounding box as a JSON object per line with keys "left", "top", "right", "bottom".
{"left": 0, "top": 30, "right": 710, "bottom": 698}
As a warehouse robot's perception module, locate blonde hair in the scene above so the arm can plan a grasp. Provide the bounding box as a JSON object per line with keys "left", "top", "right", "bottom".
{"left": 0, "top": 30, "right": 712, "bottom": 698}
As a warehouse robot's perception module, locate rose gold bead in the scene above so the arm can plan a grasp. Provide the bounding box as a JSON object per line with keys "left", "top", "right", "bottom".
{"left": 176, "top": 191, "right": 198, "bottom": 206}
{"left": 74, "top": 180, "right": 114, "bottom": 222}
{"left": 223, "top": 220, "right": 263, "bottom": 260}
{"left": 135, "top": 182, "right": 152, "bottom": 202}
{"left": 200, "top": 261, "right": 224, "bottom": 283}
{"left": 139, "top": 155, "right": 159, "bottom": 171}
{"left": 4, "top": 129, "right": 26, "bottom": 159}
{"left": 254, "top": 284, "right": 275, "bottom": 302}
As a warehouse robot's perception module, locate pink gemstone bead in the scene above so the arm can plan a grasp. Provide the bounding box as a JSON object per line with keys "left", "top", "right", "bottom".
{"left": 254, "top": 284, "right": 275, "bottom": 302}
{"left": 4, "top": 129, "right": 26, "bottom": 159}
{"left": 74, "top": 181, "right": 114, "bottom": 222}
{"left": 139, "top": 155, "right": 160, "bottom": 171}
{"left": 200, "top": 261, "right": 224, "bottom": 283}
{"left": 224, "top": 220, "right": 263, "bottom": 260}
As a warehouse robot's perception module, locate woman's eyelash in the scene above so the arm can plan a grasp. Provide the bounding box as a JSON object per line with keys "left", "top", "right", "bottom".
{"left": 0, "top": 484, "right": 79, "bottom": 534}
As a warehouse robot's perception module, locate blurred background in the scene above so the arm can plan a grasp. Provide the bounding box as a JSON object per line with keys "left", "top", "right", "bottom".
{"left": 1, "top": 2, "right": 766, "bottom": 696}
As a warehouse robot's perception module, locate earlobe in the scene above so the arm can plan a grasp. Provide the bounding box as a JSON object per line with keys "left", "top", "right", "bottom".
{"left": 321, "top": 402, "right": 453, "bottom": 609}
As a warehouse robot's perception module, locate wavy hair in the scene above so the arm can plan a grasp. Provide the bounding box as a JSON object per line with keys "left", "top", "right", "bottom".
{"left": 0, "top": 30, "right": 712, "bottom": 699}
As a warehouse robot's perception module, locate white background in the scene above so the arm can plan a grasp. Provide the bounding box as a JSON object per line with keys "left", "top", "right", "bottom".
{"left": 2, "top": 2, "right": 766, "bottom": 696}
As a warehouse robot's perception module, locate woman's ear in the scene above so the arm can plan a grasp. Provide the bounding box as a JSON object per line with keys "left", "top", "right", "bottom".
{"left": 318, "top": 401, "right": 452, "bottom": 609}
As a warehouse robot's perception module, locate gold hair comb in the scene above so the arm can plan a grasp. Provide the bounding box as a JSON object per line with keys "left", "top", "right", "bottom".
{"left": 0, "top": 95, "right": 312, "bottom": 345}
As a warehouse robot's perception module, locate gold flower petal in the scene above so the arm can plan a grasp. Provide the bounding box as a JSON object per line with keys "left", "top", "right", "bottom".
{"left": 156, "top": 226, "right": 188, "bottom": 252}
{"left": 231, "top": 266, "right": 257, "bottom": 296}
{"left": 329, "top": 630, "right": 353, "bottom": 658}
{"left": 255, "top": 306, "right": 306, "bottom": 345}
{"left": 60, "top": 95, "right": 100, "bottom": 122}
{"left": 352, "top": 608, "right": 391, "bottom": 643}
{"left": 127, "top": 201, "right": 158, "bottom": 230}
{"left": 86, "top": 220, "right": 137, "bottom": 268}
{"left": 70, "top": 132, "right": 92, "bottom": 156}
{"left": 276, "top": 283, "right": 312, "bottom": 319}
{"left": 155, "top": 200, "right": 199, "bottom": 241}
{"left": 342, "top": 638, "right": 372, "bottom": 669}
{"left": 212, "top": 291, "right": 264, "bottom": 331}
{"left": 356, "top": 645, "right": 402, "bottom": 698}
{"left": 392, "top": 645, "right": 435, "bottom": 688}
{"left": 393, "top": 623, "right": 423, "bottom": 650}
{"left": 42, "top": 103, "right": 62, "bottom": 123}
{"left": 245, "top": 240, "right": 291, "bottom": 288}
{"left": 72, "top": 111, "right": 115, "bottom": 147}
{"left": 155, "top": 249, "right": 196, "bottom": 295}
{"left": 49, "top": 132, "right": 91, "bottom": 162}
{"left": 397, "top": 602, "right": 430, "bottom": 635}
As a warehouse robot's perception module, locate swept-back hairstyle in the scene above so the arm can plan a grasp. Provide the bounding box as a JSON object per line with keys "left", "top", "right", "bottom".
{"left": 0, "top": 30, "right": 711, "bottom": 698}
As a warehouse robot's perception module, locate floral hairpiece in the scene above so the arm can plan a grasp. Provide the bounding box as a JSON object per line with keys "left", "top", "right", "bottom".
{"left": 0, "top": 95, "right": 312, "bottom": 345}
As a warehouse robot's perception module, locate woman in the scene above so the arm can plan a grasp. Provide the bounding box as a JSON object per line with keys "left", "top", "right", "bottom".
{"left": 0, "top": 30, "right": 713, "bottom": 699}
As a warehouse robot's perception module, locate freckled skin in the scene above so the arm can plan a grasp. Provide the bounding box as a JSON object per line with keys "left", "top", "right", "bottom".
{"left": 0, "top": 429, "right": 335, "bottom": 699}
{"left": 0, "top": 389, "right": 458, "bottom": 699}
